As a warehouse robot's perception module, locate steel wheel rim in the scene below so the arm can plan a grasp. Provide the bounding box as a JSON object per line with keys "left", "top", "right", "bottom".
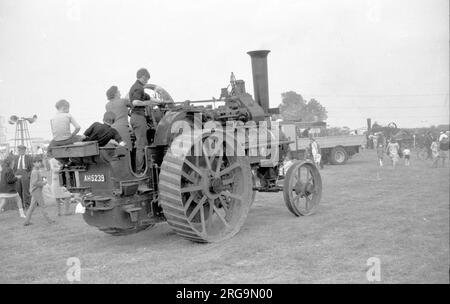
{"left": 160, "top": 132, "right": 252, "bottom": 242}
{"left": 287, "top": 162, "right": 321, "bottom": 215}
{"left": 182, "top": 146, "right": 248, "bottom": 238}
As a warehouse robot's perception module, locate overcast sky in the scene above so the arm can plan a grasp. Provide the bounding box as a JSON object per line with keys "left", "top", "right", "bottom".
{"left": 0, "top": 0, "right": 448, "bottom": 141}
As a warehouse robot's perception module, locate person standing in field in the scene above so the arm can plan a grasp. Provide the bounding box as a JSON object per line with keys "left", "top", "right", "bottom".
{"left": 23, "top": 157, "right": 55, "bottom": 226}
{"left": 372, "top": 133, "right": 378, "bottom": 149}
{"left": 49, "top": 158, "right": 72, "bottom": 216}
{"left": 386, "top": 138, "right": 400, "bottom": 168}
{"left": 437, "top": 132, "right": 449, "bottom": 167}
{"left": 309, "top": 137, "right": 322, "bottom": 169}
{"left": 0, "top": 159, "right": 26, "bottom": 217}
{"left": 12, "top": 145, "right": 32, "bottom": 210}
{"left": 431, "top": 140, "right": 440, "bottom": 168}
{"left": 403, "top": 146, "right": 411, "bottom": 166}
{"left": 375, "top": 132, "right": 385, "bottom": 167}
{"left": 376, "top": 142, "right": 384, "bottom": 167}
{"left": 424, "top": 131, "right": 434, "bottom": 160}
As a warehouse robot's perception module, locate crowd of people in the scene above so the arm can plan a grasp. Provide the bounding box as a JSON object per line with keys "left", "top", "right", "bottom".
{"left": 0, "top": 67, "right": 165, "bottom": 224}
{"left": 373, "top": 130, "right": 449, "bottom": 169}
{"left": 0, "top": 145, "right": 75, "bottom": 224}
{"left": 285, "top": 128, "right": 449, "bottom": 172}
{"left": 45, "top": 68, "right": 167, "bottom": 174}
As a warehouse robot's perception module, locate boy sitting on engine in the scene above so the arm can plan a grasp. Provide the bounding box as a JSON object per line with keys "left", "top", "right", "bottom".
{"left": 48, "top": 99, "right": 83, "bottom": 154}
{"left": 83, "top": 111, "right": 126, "bottom": 147}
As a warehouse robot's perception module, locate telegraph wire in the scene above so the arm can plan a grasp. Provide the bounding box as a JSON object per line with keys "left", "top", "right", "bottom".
{"left": 303, "top": 93, "right": 449, "bottom": 97}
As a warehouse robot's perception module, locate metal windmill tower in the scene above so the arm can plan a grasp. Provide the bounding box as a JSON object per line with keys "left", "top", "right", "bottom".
{"left": 8, "top": 114, "right": 37, "bottom": 154}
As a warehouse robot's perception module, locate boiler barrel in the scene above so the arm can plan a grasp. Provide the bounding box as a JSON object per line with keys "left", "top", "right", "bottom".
{"left": 247, "top": 50, "right": 270, "bottom": 113}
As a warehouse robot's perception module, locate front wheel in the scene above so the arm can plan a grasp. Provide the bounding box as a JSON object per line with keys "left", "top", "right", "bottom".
{"left": 283, "top": 161, "right": 322, "bottom": 216}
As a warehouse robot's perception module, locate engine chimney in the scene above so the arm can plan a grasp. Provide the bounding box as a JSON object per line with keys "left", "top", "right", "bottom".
{"left": 247, "top": 50, "right": 270, "bottom": 113}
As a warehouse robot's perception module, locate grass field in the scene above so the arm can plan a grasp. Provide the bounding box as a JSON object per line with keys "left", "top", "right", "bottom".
{"left": 0, "top": 149, "right": 448, "bottom": 284}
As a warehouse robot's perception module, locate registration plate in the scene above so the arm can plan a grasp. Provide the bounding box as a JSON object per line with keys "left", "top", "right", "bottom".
{"left": 83, "top": 174, "right": 105, "bottom": 182}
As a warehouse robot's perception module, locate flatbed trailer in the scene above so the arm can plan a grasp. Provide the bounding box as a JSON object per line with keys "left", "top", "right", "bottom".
{"left": 280, "top": 122, "right": 365, "bottom": 165}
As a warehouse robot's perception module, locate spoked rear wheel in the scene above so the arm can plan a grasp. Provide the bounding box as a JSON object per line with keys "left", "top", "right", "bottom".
{"left": 159, "top": 132, "right": 253, "bottom": 242}
{"left": 283, "top": 161, "right": 322, "bottom": 216}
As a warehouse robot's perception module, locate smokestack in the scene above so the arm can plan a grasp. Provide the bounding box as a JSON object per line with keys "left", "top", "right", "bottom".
{"left": 247, "top": 50, "right": 270, "bottom": 113}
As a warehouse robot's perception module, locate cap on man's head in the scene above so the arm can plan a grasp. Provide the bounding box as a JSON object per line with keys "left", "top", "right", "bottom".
{"left": 106, "top": 86, "right": 118, "bottom": 100}
{"left": 103, "top": 111, "right": 116, "bottom": 124}
{"left": 136, "top": 68, "right": 150, "bottom": 79}
{"left": 17, "top": 145, "right": 26, "bottom": 150}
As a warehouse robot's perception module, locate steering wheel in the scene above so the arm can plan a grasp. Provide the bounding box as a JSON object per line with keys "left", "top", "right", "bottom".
{"left": 144, "top": 84, "right": 174, "bottom": 104}
{"left": 142, "top": 84, "right": 175, "bottom": 127}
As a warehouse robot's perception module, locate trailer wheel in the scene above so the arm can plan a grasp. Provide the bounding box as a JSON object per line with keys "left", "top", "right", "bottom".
{"left": 329, "top": 146, "right": 348, "bottom": 165}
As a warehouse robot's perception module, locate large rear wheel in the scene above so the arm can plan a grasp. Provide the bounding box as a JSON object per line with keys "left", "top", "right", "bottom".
{"left": 159, "top": 132, "right": 253, "bottom": 242}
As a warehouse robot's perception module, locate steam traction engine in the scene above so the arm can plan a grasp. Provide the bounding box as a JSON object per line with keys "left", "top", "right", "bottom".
{"left": 52, "top": 50, "right": 322, "bottom": 242}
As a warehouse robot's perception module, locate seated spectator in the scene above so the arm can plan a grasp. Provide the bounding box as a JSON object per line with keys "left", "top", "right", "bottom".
{"left": 48, "top": 99, "right": 83, "bottom": 155}
{"left": 83, "top": 112, "right": 126, "bottom": 147}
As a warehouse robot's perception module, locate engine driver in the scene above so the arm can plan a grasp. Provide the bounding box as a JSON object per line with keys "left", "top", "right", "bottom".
{"left": 129, "top": 68, "right": 160, "bottom": 173}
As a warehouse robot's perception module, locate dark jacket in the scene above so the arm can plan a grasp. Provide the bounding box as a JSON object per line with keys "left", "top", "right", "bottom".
{"left": 83, "top": 122, "right": 123, "bottom": 147}
{"left": 13, "top": 154, "right": 33, "bottom": 172}
{"left": 0, "top": 167, "right": 18, "bottom": 194}
{"left": 129, "top": 80, "right": 150, "bottom": 115}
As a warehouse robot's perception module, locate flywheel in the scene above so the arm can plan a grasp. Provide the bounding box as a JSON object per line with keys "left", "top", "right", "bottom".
{"left": 158, "top": 131, "right": 253, "bottom": 242}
